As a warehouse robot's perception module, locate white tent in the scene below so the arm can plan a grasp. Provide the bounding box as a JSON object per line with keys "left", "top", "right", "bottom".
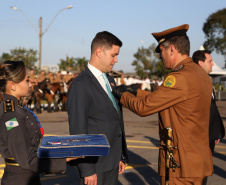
{"left": 210, "top": 62, "right": 226, "bottom": 76}
{"left": 199, "top": 46, "right": 226, "bottom": 76}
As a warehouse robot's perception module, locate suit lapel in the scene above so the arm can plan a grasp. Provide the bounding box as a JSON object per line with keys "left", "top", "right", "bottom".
{"left": 107, "top": 73, "right": 121, "bottom": 118}
{"left": 85, "top": 67, "right": 119, "bottom": 115}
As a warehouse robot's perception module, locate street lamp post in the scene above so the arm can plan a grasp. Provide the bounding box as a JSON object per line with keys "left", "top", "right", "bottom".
{"left": 11, "top": 5, "right": 73, "bottom": 70}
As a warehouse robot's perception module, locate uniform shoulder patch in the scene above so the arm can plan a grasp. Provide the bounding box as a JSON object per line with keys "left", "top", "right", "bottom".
{"left": 5, "top": 117, "right": 19, "bottom": 131}
{"left": 163, "top": 75, "right": 176, "bottom": 87}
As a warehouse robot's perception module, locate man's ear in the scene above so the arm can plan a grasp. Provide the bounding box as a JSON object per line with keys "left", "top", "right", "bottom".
{"left": 198, "top": 60, "right": 203, "bottom": 67}
{"left": 169, "top": 45, "right": 175, "bottom": 56}
{"left": 96, "top": 47, "right": 103, "bottom": 58}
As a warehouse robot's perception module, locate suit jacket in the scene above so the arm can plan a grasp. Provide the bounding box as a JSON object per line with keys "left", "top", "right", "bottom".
{"left": 67, "top": 66, "right": 128, "bottom": 177}
{"left": 209, "top": 89, "right": 225, "bottom": 141}
{"left": 120, "top": 57, "right": 213, "bottom": 177}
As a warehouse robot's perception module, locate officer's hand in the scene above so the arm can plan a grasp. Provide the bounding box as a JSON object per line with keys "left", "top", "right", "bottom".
{"left": 66, "top": 156, "right": 84, "bottom": 162}
{"left": 84, "top": 174, "right": 97, "bottom": 185}
{"left": 112, "top": 85, "right": 127, "bottom": 100}
{"left": 126, "top": 86, "right": 137, "bottom": 96}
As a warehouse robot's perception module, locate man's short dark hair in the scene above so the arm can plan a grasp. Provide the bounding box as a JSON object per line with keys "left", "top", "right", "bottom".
{"left": 161, "top": 35, "right": 190, "bottom": 56}
{"left": 192, "top": 50, "right": 211, "bottom": 64}
{"left": 91, "top": 31, "right": 122, "bottom": 54}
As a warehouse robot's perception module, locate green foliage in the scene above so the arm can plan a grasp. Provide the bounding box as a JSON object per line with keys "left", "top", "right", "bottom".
{"left": 215, "top": 83, "right": 225, "bottom": 91}
{"left": 0, "top": 47, "right": 38, "bottom": 69}
{"left": 155, "top": 61, "right": 171, "bottom": 77}
{"left": 75, "top": 57, "right": 88, "bottom": 72}
{"left": 203, "top": 8, "right": 226, "bottom": 60}
{"left": 58, "top": 56, "right": 88, "bottom": 72}
{"left": 58, "top": 56, "right": 76, "bottom": 71}
{"left": 132, "top": 43, "right": 170, "bottom": 78}
{"left": 0, "top": 53, "right": 12, "bottom": 61}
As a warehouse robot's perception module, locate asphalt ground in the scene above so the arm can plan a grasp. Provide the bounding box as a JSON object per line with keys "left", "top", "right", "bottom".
{"left": 0, "top": 101, "right": 225, "bottom": 185}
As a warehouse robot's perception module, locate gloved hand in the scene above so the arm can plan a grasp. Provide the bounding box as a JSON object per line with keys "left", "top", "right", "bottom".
{"left": 126, "top": 85, "right": 137, "bottom": 96}
{"left": 112, "top": 85, "right": 137, "bottom": 100}
{"left": 112, "top": 85, "right": 127, "bottom": 100}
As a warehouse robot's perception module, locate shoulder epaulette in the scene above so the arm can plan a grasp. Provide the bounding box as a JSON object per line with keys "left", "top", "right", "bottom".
{"left": 173, "top": 65, "right": 184, "bottom": 72}
{"left": 3, "top": 100, "right": 15, "bottom": 113}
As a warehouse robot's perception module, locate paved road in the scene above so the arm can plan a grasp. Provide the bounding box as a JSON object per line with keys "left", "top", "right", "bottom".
{"left": 0, "top": 101, "right": 225, "bottom": 185}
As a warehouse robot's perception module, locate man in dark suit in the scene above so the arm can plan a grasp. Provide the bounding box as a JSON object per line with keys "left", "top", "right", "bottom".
{"left": 67, "top": 31, "right": 128, "bottom": 185}
{"left": 192, "top": 50, "right": 225, "bottom": 185}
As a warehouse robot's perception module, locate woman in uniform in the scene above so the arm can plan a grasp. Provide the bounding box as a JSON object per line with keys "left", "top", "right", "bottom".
{"left": 0, "top": 61, "right": 78, "bottom": 185}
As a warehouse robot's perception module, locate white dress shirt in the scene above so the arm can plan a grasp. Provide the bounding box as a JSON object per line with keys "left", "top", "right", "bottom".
{"left": 87, "top": 63, "right": 112, "bottom": 94}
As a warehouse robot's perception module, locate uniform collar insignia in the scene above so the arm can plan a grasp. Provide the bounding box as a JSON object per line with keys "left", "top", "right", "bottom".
{"left": 173, "top": 65, "right": 184, "bottom": 72}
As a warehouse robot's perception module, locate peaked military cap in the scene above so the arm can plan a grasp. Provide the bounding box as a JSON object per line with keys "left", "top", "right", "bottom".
{"left": 152, "top": 24, "right": 189, "bottom": 53}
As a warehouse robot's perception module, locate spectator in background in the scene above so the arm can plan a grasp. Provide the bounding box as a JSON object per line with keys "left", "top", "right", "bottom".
{"left": 125, "top": 76, "right": 133, "bottom": 85}
{"left": 192, "top": 50, "right": 225, "bottom": 151}
{"left": 120, "top": 74, "right": 126, "bottom": 85}
{"left": 192, "top": 49, "right": 225, "bottom": 185}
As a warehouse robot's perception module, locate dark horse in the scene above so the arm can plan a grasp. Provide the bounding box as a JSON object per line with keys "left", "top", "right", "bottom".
{"left": 32, "top": 79, "right": 51, "bottom": 113}
{"left": 45, "top": 82, "right": 67, "bottom": 112}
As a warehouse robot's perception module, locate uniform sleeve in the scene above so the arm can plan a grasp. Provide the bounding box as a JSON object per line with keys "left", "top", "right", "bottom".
{"left": 1, "top": 113, "right": 66, "bottom": 174}
{"left": 67, "top": 81, "right": 97, "bottom": 177}
{"left": 120, "top": 73, "right": 188, "bottom": 116}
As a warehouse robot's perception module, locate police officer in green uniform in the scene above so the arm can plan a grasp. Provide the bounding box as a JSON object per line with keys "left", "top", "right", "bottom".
{"left": 0, "top": 61, "right": 79, "bottom": 185}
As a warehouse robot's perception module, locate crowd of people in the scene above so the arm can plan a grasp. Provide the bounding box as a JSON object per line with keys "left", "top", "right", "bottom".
{"left": 30, "top": 70, "right": 78, "bottom": 86}
{"left": 0, "top": 24, "right": 225, "bottom": 185}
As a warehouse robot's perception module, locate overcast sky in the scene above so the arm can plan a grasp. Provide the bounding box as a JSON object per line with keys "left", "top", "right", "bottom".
{"left": 1, "top": 0, "right": 225, "bottom": 72}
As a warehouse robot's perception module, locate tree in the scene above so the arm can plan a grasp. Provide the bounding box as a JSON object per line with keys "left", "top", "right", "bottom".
{"left": 203, "top": 8, "right": 226, "bottom": 66}
{"left": 155, "top": 60, "right": 171, "bottom": 77}
{"left": 0, "top": 47, "right": 38, "bottom": 69}
{"left": 75, "top": 57, "right": 88, "bottom": 72}
{"left": 0, "top": 53, "right": 12, "bottom": 61}
{"left": 58, "top": 56, "right": 88, "bottom": 72}
{"left": 58, "top": 55, "right": 76, "bottom": 71}
{"left": 132, "top": 43, "right": 170, "bottom": 78}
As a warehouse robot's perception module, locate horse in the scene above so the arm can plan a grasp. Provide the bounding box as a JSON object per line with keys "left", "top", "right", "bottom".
{"left": 32, "top": 79, "right": 51, "bottom": 114}
{"left": 45, "top": 82, "right": 67, "bottom": 112}
{"left": 60, "top": 77, "right": 77, "bottom": 111}
{"left": 60, "top": 82, "right": 68, "bottom": 111}
{"left": 67, "top": 77, "right": 74, "bottom": 90}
